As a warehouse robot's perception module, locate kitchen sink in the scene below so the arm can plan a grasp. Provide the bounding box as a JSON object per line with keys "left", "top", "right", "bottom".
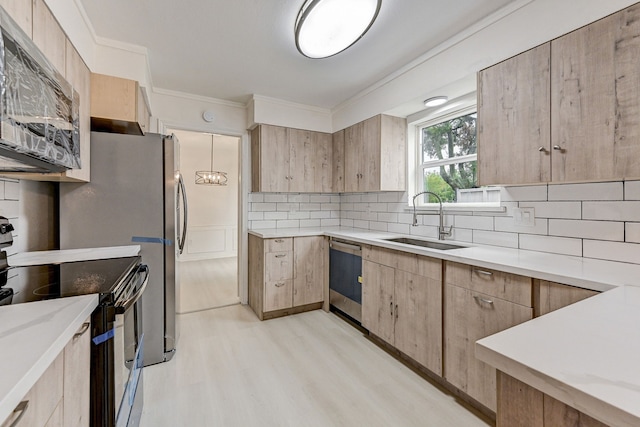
{"left": 384, "top": 237, "right": 465, "bottom": 251}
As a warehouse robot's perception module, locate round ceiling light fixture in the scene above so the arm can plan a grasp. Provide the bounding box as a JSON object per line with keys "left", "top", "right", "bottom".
{"left": 423, "top": 96, "right": 449, "bottom": 107}
{"left": 295, "top": 0, "right": 382, "bottom": 59}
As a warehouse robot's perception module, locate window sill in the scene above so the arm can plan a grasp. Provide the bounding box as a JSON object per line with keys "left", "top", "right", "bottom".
{"left": 405, "top": 203, "right": 505, "bottom": 213}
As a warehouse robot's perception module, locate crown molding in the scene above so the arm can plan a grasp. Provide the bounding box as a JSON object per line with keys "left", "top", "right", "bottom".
{"left": 252, "top": 95, "right": 331, "bottom": 116}
{"left": 153, "top": 87, "right": 247, "bottom": 109}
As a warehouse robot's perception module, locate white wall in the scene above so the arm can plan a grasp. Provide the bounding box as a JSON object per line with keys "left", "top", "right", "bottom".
{"left": 172, "top": 130, "right": 239, "bottom": 261}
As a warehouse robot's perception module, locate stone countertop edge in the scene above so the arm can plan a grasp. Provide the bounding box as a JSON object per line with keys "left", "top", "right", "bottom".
{"left": 8, "top": 245, "right": 142, "bottom": 267}
{"left": 475, "top": 286, "right": 640, "bottom": 427}
{"left": 0, "top": 295, "right": 98, "bottom": 424}
{"left": 248, "top": 227, "right": 640, "bottom": 292}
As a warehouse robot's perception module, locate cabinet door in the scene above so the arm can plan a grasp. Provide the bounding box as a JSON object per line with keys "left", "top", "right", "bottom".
{"left": 32, "top": 0, "right": 66, "bottom": 76}
{"left": 64, "top": 318, "right": 91, "bottom": 427}
{"left": 332, "top": 130, "right": 345, "bottom": 192}
{"left": 293, "top": 236, "right": 324, "bottom": 306}
{"left": 0, "top": 0, "right": 32, "bottom": 37}
{"left": 312, "top": 131, "right": 333, "bottom": 193}
{"left": 252, "top": 125, "right": 289, "bottom": 192}
{"left": 551, "top": 8, "right": 640, "bottom": 182}
{"left": 478, "top": 43, "right": 551, "bottom": 186}
{"left": 344, "top": 121, "right": 364, "bottom": 192}
{"left": 444, "top": 284, "right": 532, "bottom": 411}
{"left": 361, "top": 260, "right": 395, "bottom": 345}
{"left": 288, "top": 128, "right": 311, "bottom": 192}
{"left": 264, "top": 280, "right": 293, "bottom": 312}
{"left": 361, "top": 115, "right": 381, "bottom": 191}
{"left": 394, "top": 270, "right": 442, "bottom": 376}
{"left": 534, "top": 280, "right": 598, "bottom": 317}
{"left": 264, "top": 251, "right": 293, "bottom": 282}
{"left": 379, "top": 115, "right": 407, "bottom": 192}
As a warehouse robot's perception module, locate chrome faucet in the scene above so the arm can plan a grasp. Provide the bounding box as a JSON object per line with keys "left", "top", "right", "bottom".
{"left": 412, "top": 191, "right": 453, "bottom": 240}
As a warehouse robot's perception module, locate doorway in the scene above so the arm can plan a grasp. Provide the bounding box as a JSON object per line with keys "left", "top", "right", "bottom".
{"left": 170, "top": 129, "right": 240, "bottom": 313}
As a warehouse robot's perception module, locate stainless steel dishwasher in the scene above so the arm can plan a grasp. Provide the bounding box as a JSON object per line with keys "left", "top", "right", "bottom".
{"left": 329, "top": 238, "right": 362, "bottom": 323}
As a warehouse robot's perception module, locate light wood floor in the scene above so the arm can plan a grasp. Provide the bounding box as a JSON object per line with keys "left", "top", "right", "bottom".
{"left": 140, "top": 305, "right": 492, "bottom": 427}
{"left": 177, "top": 257, "right": 239, "bottom": 313}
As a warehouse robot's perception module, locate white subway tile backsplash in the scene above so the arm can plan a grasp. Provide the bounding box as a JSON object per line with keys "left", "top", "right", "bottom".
{"left": 252, "top": 203, "right": 277, "bottom": 212}
{"left": 310, "top": 211, "right": 331, "bottom": 219}
{"left": 277, "top": 219, "right": 300, "bottom": 228}
{"left": 247, "top": 212, "right": 264, "bottom": 221}
{"left": 277, "top": 203, "right": 299, "bottom": 212}
{"left": 450, "top": 227, "right": 473, "bottom": 243}
{"left": 519, "top": 202, "right": 581, "bottom": 219}
{"left": 409, "top": 225, "right": 438, "bottom": 239}
{"left": 321, "top": 203, "right": 340, "bottom": 211}
{"left": 548, "top": 219, "right": 624, "bottom": 241}
{"left": 398, "top": 213, "right": 414, "bottom": 224}
{"left": 473, "top": 230, "right": 519, "bottom": 248}
{"left": 626, "top": 223, "right": 640, "bottom": 244}
{"left": 548, "top": 182, "right": 623, "bottom": 201}
{"left": 362, "top": 212, "right": 379, "bottom": 221}
{"left": 495, "top": 216, "right": 548, "bottom": 235}
{"left": 251, "top": 220, "right": 277, "bottom": 229}
{"left": 248, "top": 193, "right": 263, "bottom": 203}
{"left": 310, "top": 195, "right": 332, "bottom": 203}
{"left": 369, "top": 221, "right": 388, "bottom": 232}
{"left": 331, "top": 195, "right": 340, "bottom": 203}
{"left": 264, "top": 212, "right": 288, "bottom": 220}
{"left": 288, "top": 194, "right": 310, "bottom": 203}
{"left": 500, "top": 185, "right": 547, "bottom": 202}
{"left": 343, "top": 194, "right": 361, "bottom": 203}
{"left": 321, "top": 219, "right": 340, "bottom": 227}
{"left": 454, "top": 215, "right": 494, "bottom": 231}
{"left": 583, "top": 201, "right": 640, "bottom": 221}
{"left": 519, "top": 235, "right": 582, "bottom": 256}
{"left": 340, "top": 219, "right": 354, "bottom": 227}
{"left": 353, "top": 220, "right": 370, "bottom": 229}
{"left": 300, "top": 219, "right": 321, "bottom": 228}
{"left": 624, "top": 180, "right": 640, "bottom": 200}
{"left": 264, "top": 194, "right": 288, "bottom": 203}
{"left": 388, "top": 223, "right": 412, "bottom": 234}
{"left": 583, "top": 240, "right": 640, "bottom": 264}
{"left": 369, "top": 203, "right": 388, "bottom": 212}
{"left": 378, "top": 212, "right": 399, "bottom": 223}
{"left": 361, "top": 194, "right": 378, "bottom": 202}
{"left": 288, "top": 211, "right": 311, "bottom": 220}
{"left": 378, "top": 192, "right": 407, "bottom": 203}
{"left": 299, "top": 203, "right": 321, "bottom": 211}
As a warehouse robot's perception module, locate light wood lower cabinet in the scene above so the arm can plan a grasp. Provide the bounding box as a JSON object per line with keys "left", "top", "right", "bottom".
{"left": 249, "top": 235, "right": 326, "bottom": 320}
{"left": 497, "top": 371, "right": 608, "bottom": 427}
{"left": 534, "top": 280, "right": 599, "bottom": 317}
{"left": 1, "top": 318, "right": 90, "bottom": 427}
{"left": 362, "top": 247, "right": 442, "bottom": 375}
{"left": 444, "top": 262, "right": 533, "bottom": 411}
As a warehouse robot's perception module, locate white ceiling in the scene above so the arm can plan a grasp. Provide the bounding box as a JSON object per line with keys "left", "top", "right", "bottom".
{"left": 79, "top": 0, "right": 515, "bottom": 109}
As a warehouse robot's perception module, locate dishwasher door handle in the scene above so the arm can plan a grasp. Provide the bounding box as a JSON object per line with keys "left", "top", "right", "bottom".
{"left": 330, "top": 241, "right": 362, "bottom": 253}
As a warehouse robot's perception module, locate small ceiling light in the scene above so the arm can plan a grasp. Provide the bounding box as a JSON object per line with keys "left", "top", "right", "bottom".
{"left": 424, "top": 96, "right": 448, "bottom": 107}
{"left": 295, "top": 0, "right": 382, "bottom": 59}
{"left": 195, "top": 134, "right": 228, "bottom": 186}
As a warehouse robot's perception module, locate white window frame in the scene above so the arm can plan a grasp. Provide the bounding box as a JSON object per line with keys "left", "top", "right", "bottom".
{"left": 407, "top": 104, "right": 502, "bottom": 211}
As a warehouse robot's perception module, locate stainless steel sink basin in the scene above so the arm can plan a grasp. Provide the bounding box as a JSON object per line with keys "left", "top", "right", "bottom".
{"left": 384, "top": 237, "right": 465, "bottom": 251}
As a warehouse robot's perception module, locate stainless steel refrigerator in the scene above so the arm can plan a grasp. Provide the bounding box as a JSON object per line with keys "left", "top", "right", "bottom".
{"left": 59, "top": 131, "right": 188, "bottom": 366}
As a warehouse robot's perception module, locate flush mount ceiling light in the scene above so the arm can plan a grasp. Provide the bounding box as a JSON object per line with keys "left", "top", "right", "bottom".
{"left": 424, "top": 96, "right": 448, "bottom": 107}
{"left": 195, "top": 134, "right": 228, "bottom": 186}
{"left": 295, "top": 0, "right": 382, "bottom": 59}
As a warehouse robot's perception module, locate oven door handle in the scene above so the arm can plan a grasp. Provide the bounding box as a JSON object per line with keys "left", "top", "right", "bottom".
{"left": 116, "top": 264, "right": 149, "bottom": 314}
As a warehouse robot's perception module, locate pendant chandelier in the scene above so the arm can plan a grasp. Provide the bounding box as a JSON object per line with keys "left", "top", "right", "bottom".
{"left": 195, "top": 134, "right": 228, "bottom": 186}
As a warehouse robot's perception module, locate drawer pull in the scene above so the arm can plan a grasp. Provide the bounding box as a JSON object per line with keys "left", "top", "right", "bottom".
{"left": 275, "top": 254, "right": 287, "bottom": 258}
{"left": 395, "top": 304, "right": 398, "bottom": 320}
{"left": 275, "top": 282, "right": 285, "bottom": 287}
{"left": 474, "top": 295, "right": 494, "bottom": 305}
{"left": 390, "top": 301, "right": 393, "bottom": 316}
{"left": 73, "top": 322, "right": 90, "bottom": 340}
{"left": 9, "top": 400, "right": 29, "bottom": 427}
{"left": 274, "top": 239, "right": 285, "bottom": 243}
{"left": 473, "top": 269, "right": 493, "bottom": 277}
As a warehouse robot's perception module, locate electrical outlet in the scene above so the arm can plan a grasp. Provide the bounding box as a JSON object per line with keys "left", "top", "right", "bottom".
{"left": 513, "top": 207, "right": 535, "bottom": 227}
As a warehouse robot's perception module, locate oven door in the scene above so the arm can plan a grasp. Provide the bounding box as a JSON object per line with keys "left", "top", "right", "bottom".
{"left": 114, "top": 264, "right": 149, "bottom": 427}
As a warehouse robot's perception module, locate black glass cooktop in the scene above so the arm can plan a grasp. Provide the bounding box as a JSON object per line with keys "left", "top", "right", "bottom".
{"left": 0, "top": 256, "right": 140, "bottom": 306}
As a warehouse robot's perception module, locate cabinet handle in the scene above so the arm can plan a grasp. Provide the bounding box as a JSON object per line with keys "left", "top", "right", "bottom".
{"left": 474, "top": 295, "right": 494, "bottom": 305}
{"left": 395, "top": 304, "right": 398, "bottom": 320}
{"left": 390, "top": 301, "right": 393, "bottom": 316}
{"left": 275, "top": 282, "right": 285, "bottom": 287}
{"left": 473, "top": 268, "right": 493, "bottom": 276}
{"left": 73, "top": 322, "right": 90, "bottom": 340}
{"left": 275, "top": 254, "right": 287, "bottom": 258}
{"left": 274, "top": 239, "right": 284, "bottom": 243}
{"left": 9, "top": 400, "right": 29, "bottom": 427}
{"left": 538, "top": 146, "right": 547, "bottom": 153}
{"left": 553, "top": 145, "right": 563, "bottom": 151}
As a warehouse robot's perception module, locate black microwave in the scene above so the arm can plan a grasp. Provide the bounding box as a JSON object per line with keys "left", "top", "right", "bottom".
{"left": 0, "top": 6, "right": 80, "bottom": 173}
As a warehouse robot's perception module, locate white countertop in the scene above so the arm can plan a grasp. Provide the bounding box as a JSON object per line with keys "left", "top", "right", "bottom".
{"left": 0, "top": 295, "right": 98, "bottom": 424}
{"left": 249, "top": 227, "right": 640, "bottom": 292}
{"left": 9, "top": 245, "right": 141, "bottom": 267}
{"left": 476, "top": 286, "right": 640, "bottom": 427}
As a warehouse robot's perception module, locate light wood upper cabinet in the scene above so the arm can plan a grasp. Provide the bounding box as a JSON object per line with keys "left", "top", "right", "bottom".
{"left": 343, "top": 114, "right": 407, "bottom": 192}
{"left": 251, "top": 124, "right": 333, "bottom": 193}
{"left": 32, "top": 0, "right": 66, "bottom": 77}
{"left": 332, "top": 129, "right": 345, "bottom": 193}
{"left": 0, "top": 0, "right": 32, "bottom": 37}
{"left": 90, "top": 73, "right": 150, "bottom": 135}
{"left": 479, "top": 3, "right": 640, "bottom": 185}
{"left": 444, "top": 261, "right": 532, "bottom": 412}
{"left": 478, "top": 43, "right": 551, "bottom": 186}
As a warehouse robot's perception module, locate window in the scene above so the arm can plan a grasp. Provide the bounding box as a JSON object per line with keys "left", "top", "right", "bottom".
{"left": 414, "top": 109, "right": 499, "bottom": 207}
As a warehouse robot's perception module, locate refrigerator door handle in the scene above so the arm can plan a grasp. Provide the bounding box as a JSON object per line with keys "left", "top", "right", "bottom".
{"left": 177, "top": 173, "right": 188, "bottom": 255}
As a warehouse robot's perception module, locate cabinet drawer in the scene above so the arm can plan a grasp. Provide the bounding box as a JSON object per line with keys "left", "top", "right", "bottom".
{"left": 446, "top": 262, "right": 531, "bottom": 306}
{"left": 265, "top": 238, "right": 293, "bottom": 252}
{"left": 264, "top": 280, "right": 293, "bottom": 312}
{"left": 2, "top": 351, "right": 64, "bottom": 427}
{"left": 265, "top": 251, "right": 293, "bottom": 282}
